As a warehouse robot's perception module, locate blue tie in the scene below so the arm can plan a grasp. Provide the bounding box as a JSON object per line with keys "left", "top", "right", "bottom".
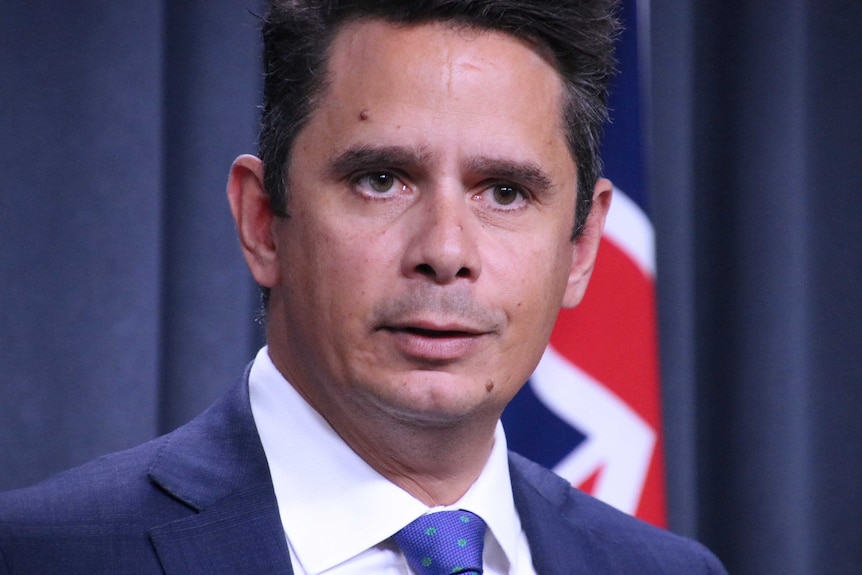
{"left": 394, "top": 510, "right": 487, "bottom": 575}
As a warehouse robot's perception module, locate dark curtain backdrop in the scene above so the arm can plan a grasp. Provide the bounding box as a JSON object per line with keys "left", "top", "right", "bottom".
{"left": 650, "top": 0, "right": 862, "bottom": 573}
{"left": 0, "top": 1, "right": 263, "bottom": 485}
{"left": 1, "top": 1, "right": 860, "bottom": 574}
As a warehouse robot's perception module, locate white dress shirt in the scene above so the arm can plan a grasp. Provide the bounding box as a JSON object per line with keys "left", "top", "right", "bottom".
{"left": 248, "top": 346, "right": 537, "bottom": 574}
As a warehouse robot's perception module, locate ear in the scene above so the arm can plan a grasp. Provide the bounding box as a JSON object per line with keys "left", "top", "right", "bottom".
{"left": 561, "top": 178, "right": 613, "bottom": 309}
{"left": 226, "top": 154, "right": 281, "bottom": 288}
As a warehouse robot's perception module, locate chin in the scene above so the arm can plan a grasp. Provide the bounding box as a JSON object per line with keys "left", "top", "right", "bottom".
{"left": 369, "top": 373, "right": 504, "bottom": 427}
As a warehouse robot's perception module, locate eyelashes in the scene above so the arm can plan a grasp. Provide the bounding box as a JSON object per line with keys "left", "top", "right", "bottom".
{"left": 350, "top": 170, "right": 530, "bottom": 212}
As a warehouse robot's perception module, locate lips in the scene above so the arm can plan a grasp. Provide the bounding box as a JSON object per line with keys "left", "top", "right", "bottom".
{"left": 380, "top": 320, "right": 491, "bottom": 362}
{"left": 398, "top": 326, "right": 476, "bottom": 338}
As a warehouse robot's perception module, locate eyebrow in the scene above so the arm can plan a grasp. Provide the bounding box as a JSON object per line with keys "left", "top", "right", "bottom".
{"left": 326, "top": 145, "right": 433, "bottom": 179}
{"left": 464, "top": 156, "right": 554, "bottom": 194}
{"left": 326, "top": 145, "right": 555, "bottom": 193}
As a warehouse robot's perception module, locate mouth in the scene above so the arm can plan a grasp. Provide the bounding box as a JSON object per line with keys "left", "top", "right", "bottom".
{"left": 379, "top": 322, "right": 491, "bottom": 362}
{"left": 390, "top": 326, "right": 480, "bottom": 338}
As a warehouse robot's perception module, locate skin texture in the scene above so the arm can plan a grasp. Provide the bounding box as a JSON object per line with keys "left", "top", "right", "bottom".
{"left": 228, "top": 20, "right": 612, "bottom": 505}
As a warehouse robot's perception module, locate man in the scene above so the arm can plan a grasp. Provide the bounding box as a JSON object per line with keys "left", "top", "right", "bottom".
{"left": 0, "top": 1, "right": 726, "bottom": 573}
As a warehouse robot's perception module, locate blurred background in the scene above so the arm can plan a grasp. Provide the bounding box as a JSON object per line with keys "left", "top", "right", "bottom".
{"left": 1, "top": 1, "right": 860, "bottom": 573}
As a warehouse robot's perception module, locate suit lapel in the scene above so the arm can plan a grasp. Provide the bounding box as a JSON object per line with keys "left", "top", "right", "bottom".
{"left": 509, "top": 452, "right": 601, "bottom": 575}
{"left": 149, "top": 484, "right": 293, "bottom": 575}
{"left": 146, "top": 368, "right": 293, "bottom": 574}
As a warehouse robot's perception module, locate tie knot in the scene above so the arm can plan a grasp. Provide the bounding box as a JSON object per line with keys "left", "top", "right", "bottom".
{"left": 395, "top": 510, "right": 485, "bottom": 575}
{"left": 394, "top": 510, "right": 487, "bottom": 575}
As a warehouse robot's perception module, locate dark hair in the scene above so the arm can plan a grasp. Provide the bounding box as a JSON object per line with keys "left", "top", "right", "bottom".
{"left": 259, "top": 0, "right": 620, "bottom": 241}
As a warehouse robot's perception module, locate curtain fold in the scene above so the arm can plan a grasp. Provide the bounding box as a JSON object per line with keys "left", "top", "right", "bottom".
{"left": 651, "top": 0, "right": 862, "bottom": 573}
{"left": 0, "top": 1, "right": 261, "bottom": 489}
{"left": 158, "top": 1, "right": 263, "bottom": 433}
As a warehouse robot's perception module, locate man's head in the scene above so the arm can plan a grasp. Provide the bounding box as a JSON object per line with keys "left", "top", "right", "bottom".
{"left": 227, "top": 1, "right": 617, "bottom": 452}
{"left": 259, "top": 0, "right": 619, "bottom": 240}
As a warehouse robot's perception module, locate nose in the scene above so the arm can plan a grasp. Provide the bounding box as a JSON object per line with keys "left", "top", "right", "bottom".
{"left": 401, "top": 189, "right": 481, "bottom": 284}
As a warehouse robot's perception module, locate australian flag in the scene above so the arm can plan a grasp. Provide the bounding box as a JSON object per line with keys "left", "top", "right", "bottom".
{"left": 502, "top": 0, "right": 667, "bottom": 528}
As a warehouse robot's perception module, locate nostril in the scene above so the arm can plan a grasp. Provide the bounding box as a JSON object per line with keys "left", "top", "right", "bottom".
{"left": 416, "top": 263, "right": 436, "bottom": 277}
{"left": 456, "top": 267, "right": 470, "bottom": 278}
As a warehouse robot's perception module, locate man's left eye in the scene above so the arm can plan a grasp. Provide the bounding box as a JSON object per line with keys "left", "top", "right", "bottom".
{"left": 365, "top": 171, "right": 397, "bottom": 193}
{"left": 476, "top": 183, "right": 526, "bottom": 210}
{"left": 492, "top": 184, "right": 521, "bottom": 206}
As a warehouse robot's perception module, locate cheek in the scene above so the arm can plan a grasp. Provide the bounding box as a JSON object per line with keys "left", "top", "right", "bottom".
{"left": 490, "top": 240, "right": 571, "bottom": 308}
{"left": 492, "top": 244, "right": 572, "bottom": 354}
{"left": 304, "top": 220, "right": 399, "bottom": 312}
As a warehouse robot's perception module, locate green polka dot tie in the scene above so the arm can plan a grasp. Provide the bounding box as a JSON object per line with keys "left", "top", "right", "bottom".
{"left": 394, "top": 510, "right": 487, "bottom": 575}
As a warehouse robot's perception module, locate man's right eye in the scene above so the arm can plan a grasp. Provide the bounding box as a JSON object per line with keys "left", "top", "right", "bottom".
{"left": 352, "top": 171, "right": 407, "bottom": 197}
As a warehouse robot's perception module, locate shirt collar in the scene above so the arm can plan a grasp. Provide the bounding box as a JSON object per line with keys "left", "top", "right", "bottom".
{"left": 248, "top": 346, "right": 523, "bottom": 574}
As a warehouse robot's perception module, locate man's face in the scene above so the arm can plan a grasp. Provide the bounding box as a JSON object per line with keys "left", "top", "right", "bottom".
{"left": 261, "top": 20, "right": 606, "bottom": 427}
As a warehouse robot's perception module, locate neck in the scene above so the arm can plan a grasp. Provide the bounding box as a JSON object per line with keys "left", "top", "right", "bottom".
{"left": 332, "top": 407, "right": 499, "bottom": 506}
{"left": 283, "top": 369, "right": 498, "bottom": 506}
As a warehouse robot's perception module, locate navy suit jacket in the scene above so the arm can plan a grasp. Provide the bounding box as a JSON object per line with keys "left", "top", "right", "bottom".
{"left": 0, "top": 370, "right": 726, "bottom": 574}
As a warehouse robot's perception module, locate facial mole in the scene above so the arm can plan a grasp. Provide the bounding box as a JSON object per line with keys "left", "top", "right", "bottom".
{"left": 359, "top": 109, "right": 370, "bottom": 121}
{"left": 485, "top": 380, "right": 495, "bottom": 393}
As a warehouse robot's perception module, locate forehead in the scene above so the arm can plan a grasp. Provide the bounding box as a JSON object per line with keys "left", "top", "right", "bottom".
{"left": 330, "top": 18, "right": 557, "bottom": 83}
{"left": 325, "top": 19, "right": 564, "bottom": 117}
{"left": 293, "top": 18, "right": 575, "bottom": 183}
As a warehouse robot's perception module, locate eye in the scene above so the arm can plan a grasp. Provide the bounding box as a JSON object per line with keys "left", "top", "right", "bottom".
{"left": 473, "top": 182, "right": 528, "bottom": 211}
{"left": 492, "top": 184, "right": 521, "bottom": 206}
{"left": 352, "top": 170, "right": 407, "bottom": 198}
{"left": 367, "top": 171, "right": 396, "bottom": 193}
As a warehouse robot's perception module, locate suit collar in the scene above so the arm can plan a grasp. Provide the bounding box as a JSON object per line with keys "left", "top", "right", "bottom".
{"left": 142, "top": 370, "right": 621, "bottom": 575}
{"left": 509, "top": 451, "right": 600, "bottom": 575}
{"left": 147, "top": 366, "right": 294, "bottom": 574}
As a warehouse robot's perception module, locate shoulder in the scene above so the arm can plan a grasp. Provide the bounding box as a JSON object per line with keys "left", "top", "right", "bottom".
{"left": 0, "top": 371, "right": 257, "bottom": 574}
{"left": 0, "top": 436, "right": 181, "bottom": 525}
{"left": 0, "top": 367, "right": 255, "bottom": 526}
{"left": 0, "top": 436, "right": 186, "bottom": 574}
{"left": 508, "top": 452, "right": 727, "bottom": 574}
